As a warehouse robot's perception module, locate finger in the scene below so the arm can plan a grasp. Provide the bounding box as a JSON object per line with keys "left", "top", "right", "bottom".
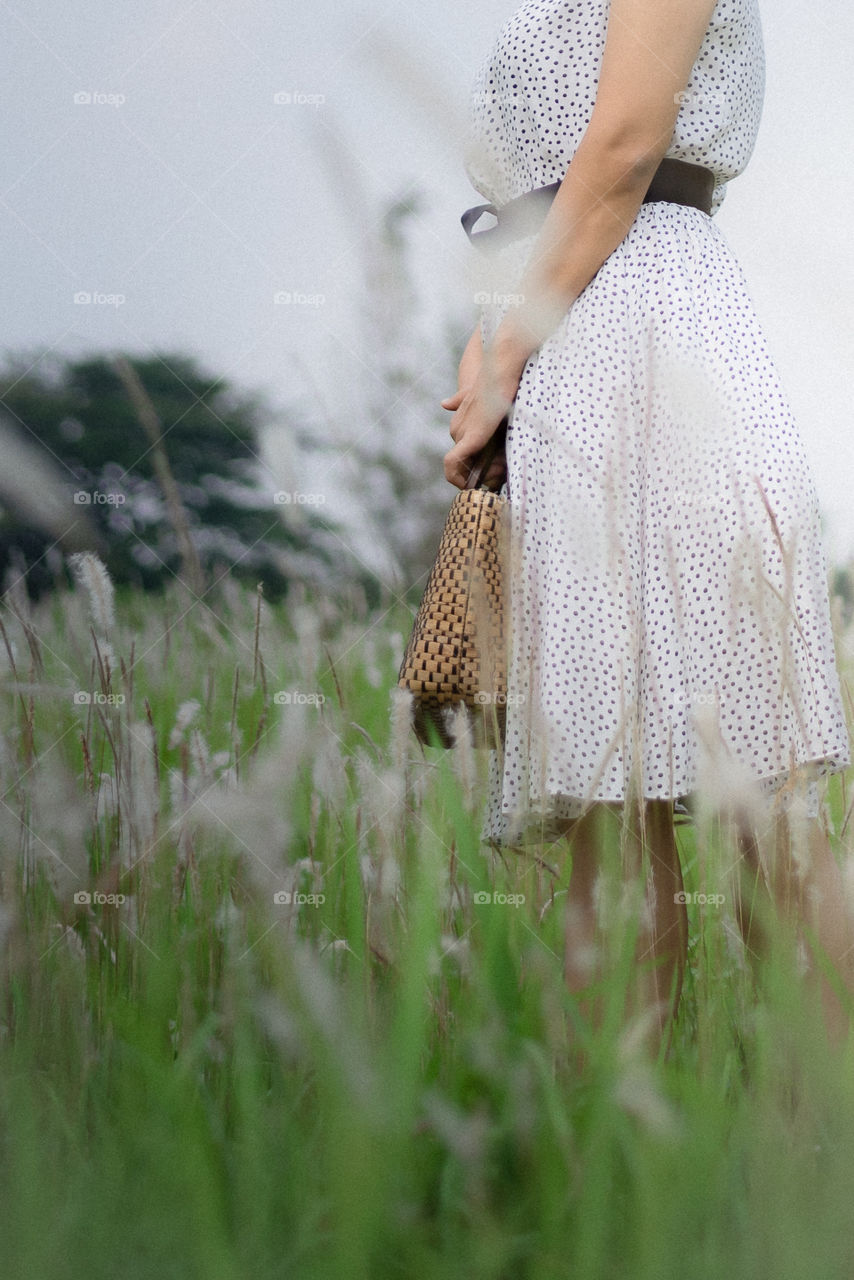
{"left": 447, "top": 394, "right": 475, "bottom": 439}
{"left": 448, "top": 407, "right": 467, "bottom": 443}
{"left": 444, "top": 440, "right": 481, "bottom": 489}
{"left": 441, "top": 390, "right": 464, "bottom": 410}
{"left": 443, "top": 445, "right": 468, "bottom": 489}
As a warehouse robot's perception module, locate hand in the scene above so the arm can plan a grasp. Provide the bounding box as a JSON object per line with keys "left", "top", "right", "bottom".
{"left": 441, "top": 334, "right": 523, "bottom": 489}
{"left": 442, "top": 390, "right": 507, "bottom": 490}
{"left": 442, "top": 378, "right": 513, "bottom": 489}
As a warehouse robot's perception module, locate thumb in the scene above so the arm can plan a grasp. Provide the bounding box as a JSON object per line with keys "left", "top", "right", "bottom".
{"left": 441, "top": 390, "right": 464, "bottom": 410}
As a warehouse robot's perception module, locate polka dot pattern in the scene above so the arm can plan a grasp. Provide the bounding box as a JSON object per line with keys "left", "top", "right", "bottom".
{"left": 464, "top": 0, "right": 765, "bottom": 218}
{"left": 462, "top": 1, "right": 851, "bottom": 844}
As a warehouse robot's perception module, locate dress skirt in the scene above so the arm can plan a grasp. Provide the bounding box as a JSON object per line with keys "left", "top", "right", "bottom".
{"left": 477, "top": 200, "right": 851, "bottom": 846}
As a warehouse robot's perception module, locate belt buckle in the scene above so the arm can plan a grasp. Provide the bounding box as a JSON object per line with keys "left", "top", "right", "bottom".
{"left": 461, "top": 200, "right": 499, "bottom": 243}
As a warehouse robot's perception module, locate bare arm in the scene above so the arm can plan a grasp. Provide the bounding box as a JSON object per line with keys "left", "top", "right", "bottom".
{"left": 496, "top": 0, "right": 719, "bottom": 360}
{"left": 444, "top": 0, "right": 718, "bottom": 487}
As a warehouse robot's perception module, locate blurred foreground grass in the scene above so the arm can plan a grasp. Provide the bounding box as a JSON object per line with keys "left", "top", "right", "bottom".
{"left": 1, "top": 566, "right": 854, "bottom": 1279}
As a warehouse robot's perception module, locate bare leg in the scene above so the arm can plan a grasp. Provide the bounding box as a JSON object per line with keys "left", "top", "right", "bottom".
{"left": 628, "top": 798, "right": 689, "bottom": 1044}
{"left": 735, "top": 801, "right": 853, "bottom": 1048}
{"left": 560, "top": 802, "right": 621, "bottom": 1031}
{"left": 559, "top": 798, "right": 688, "bottom": 1048}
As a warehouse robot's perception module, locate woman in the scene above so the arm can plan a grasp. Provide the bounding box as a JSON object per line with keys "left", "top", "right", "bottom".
{"left": 441, "top": 0, "right": 853, "bottom": 1042}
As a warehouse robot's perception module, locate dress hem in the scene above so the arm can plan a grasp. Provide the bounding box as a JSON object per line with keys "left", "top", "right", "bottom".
{"left": 479, "top": 752, "right": 851, "bottom": 847}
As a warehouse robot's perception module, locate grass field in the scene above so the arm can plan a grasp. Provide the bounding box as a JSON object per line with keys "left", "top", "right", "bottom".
{"left": 1, "top": 560, "right": 854, "bottom": 1280}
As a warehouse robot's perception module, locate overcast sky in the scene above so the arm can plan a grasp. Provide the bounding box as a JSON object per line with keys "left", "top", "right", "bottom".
{"left": 3, "top": 0, "right": 853, "bottom": 564}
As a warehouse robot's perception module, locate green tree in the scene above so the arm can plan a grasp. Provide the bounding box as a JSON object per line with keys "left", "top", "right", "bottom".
{"left": 0, "top": 350, "right": 366, "bottom": 603}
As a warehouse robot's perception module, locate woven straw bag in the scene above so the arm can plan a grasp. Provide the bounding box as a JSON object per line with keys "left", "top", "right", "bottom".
{"left": 397, "top": 420, "right": 509, "bottom": 748}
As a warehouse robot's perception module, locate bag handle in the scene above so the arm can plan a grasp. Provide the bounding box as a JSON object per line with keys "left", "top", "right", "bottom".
{"left": 464, "top": 415, "right": 508, "bottom": 492}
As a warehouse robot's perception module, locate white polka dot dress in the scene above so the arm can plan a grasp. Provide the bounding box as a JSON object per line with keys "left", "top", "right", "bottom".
{"left": 462, "top": 0, "right": 851, "bottom": 845}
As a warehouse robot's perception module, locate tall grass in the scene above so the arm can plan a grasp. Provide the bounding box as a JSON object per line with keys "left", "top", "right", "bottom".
{"left": 0, "top": 563, "right": 853, "bottom": 1279}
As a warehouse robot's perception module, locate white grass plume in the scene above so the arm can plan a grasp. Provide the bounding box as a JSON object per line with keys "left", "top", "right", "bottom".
{"left": 123, "top": 719, "right": 160, "bottom": 860}
{"left": 68, "top": 552, "right": 115, "bottom": 636}
{"left": 388, "top": 685, "right": 415, "bottom": 774}
{"left": 168, "top": 699, "right": 201, "bottom": 750}
{"left": 19, "top": 756, "right": 90, "bottom": 901}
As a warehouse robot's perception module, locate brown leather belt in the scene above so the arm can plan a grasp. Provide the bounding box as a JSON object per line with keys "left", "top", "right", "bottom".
{"left": 461, "top": 156, "right": 715, "bottom": 248}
